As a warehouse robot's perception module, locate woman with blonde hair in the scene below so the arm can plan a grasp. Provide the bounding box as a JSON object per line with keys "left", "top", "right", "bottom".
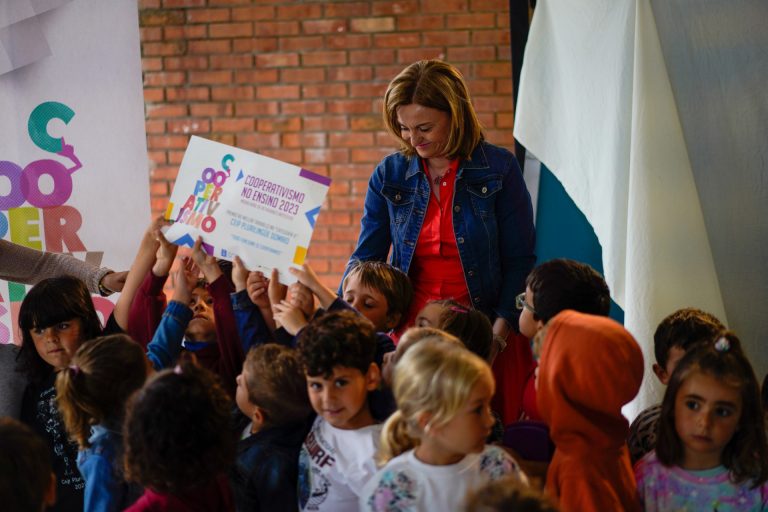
{"left": 360, "top": 340, "right": 527, "bottom": 511}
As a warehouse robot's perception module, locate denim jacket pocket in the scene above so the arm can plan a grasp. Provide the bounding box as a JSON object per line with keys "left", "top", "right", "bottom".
{"left": 381, "top": 183, "right": 416, "bottom": 225}
{"left": 466, "top": 177, "right": 502, "bottom": 218}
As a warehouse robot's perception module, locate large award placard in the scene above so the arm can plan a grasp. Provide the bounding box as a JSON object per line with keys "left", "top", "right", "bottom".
{"left": 164, "top": 136, "right": 330, "bottom": 284}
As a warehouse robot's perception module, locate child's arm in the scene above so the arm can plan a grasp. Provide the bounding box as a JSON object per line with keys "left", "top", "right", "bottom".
{"left": 231, "top": 256, "right": 276, "bottom": 351}
{"left": 112, "top": 217, "right": 170, "bottom": 331}
{"left": 145, "top": 259, "right": 193, "bottom": 371}
{"left": 239, "top": 258, "right": 277, "bottom": 333}
{"left": 127, "top": 231, "right": 177, "bottom": 348}
{"left": 289, "top": 263, "right": 338, "bottom": 310}
{"left": 78, "top": 444, "right": 121, "bottom": 512}
{"left": 192, "top": 237, "right": 244, "bottom": 397}
{"left": 272, "top": 300, "right": 309, "bottom": 336}
{"left": 266, "top": 268, "right": 288, "bottom": 328}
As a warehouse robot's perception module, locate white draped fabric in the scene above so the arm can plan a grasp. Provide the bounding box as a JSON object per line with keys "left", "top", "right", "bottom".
{"left": 515, "top": 0, "right": 767, "bottom": 416}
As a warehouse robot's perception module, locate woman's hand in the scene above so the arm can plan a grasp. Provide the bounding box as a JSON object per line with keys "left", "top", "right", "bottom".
{"left": 99, "top": 271, "right": 128, "bottom": 294}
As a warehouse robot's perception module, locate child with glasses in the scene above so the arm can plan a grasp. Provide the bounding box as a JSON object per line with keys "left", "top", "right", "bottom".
{"left": 516, "top": 258, "right": 611, "bottom": 422}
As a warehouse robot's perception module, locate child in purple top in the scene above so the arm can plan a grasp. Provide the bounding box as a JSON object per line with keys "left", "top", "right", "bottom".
{"left": 635, "top": 332, "right": 768, "bottom": 511}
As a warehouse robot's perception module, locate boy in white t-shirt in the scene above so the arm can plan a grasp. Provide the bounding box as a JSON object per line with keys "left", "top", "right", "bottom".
{"left": 296, "top": 310, "right": 385, "bottom": 512}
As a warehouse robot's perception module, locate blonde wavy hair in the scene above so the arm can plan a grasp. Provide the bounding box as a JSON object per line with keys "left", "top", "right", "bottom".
{"left": 383, "top": 60, "right": 484, "bottom": 160}
{"left": 379, "top": 339, "right": 493, "bottom": 464}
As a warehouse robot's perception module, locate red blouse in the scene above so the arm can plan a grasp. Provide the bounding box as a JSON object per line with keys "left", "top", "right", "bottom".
{"left": 402, "top": 159, "right": 471, "bottom": 330}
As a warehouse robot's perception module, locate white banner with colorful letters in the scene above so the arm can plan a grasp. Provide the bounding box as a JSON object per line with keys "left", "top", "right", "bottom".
{"left": 0, "top": 0, "right": 150, "bottom": 343}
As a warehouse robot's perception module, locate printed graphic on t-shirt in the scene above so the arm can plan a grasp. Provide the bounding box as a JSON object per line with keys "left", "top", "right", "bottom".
{"left": 366, "top": 470, "right": 418, "bottom": 511}
{"left": 37, "top": 386, "right": 84, "bottom": 490}
{"left": 298, "top": 429, "right": 334, "bottom": 510}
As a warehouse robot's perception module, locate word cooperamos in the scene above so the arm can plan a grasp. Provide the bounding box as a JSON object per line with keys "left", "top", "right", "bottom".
{"left": 242, "top": 175, "right": 306, "bottom": 216}
{"left": 173, "top": 163, "right": 231, "bottom": 233}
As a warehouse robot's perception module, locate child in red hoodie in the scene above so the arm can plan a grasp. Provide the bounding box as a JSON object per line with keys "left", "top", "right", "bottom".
{"left": 537, "top": 310, "right": 643, "bottom": 512}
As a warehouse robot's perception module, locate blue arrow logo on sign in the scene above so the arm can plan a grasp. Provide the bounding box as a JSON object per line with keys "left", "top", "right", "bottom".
{"left": 305, "top": 206, "right": 320, "bottom": 228}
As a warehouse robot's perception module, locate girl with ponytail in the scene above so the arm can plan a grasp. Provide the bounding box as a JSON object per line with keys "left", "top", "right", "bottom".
{"left": 55, "top": 334, "right": 147, "bottom": 511}
{"left": 362, "top": 340, "right": 527, "bottom": 511}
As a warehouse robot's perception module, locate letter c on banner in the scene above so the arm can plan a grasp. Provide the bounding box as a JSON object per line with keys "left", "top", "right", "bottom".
{"left": 28, "top": 102, "right": 75, "bottom": 153}
{"left": 221, "top": 154, "right": 234, "bottom": 172}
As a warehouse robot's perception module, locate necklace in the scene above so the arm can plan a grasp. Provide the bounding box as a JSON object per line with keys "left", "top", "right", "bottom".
{"left": 429, "top": 165, "right": 451, "bottom": 186}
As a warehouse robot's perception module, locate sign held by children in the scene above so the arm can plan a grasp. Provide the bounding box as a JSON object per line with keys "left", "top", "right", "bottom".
{"left": 164, "top": 136, "right": 331, "bottom": 285}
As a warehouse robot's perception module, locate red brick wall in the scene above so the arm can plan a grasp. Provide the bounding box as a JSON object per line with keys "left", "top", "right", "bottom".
{"left": 139, "top": 0, "right": 514, "bottom": 288}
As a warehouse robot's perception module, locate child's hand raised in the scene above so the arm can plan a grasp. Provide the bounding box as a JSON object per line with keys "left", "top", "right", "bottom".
{"left": 171, "top": 256, "right": 197, "bottom": 306}
{"left": 247, "top": 270, "right": 270, "bottom": 310}
{"left": 288, "top": 263, "right": 322, "bottom": 291}
{"left": 152, "top": 228, "right": 178, "bottom": 277}
{"left": 191, "top": 236, "right": 222, "bottom": 284}
{"left": 232, "top": 256, "right": 249, "bottom": 292}
{"left": 288, "top": 282, "right": 315, "bottom": 319}
{"left": 272, "top": 300, "right": 308, "bottom": 336}
{"left": 288, "top": 263, "right": 337, "bottom": 310}
{"left": 267, "top": 268, "right": 287, "bottom": 308}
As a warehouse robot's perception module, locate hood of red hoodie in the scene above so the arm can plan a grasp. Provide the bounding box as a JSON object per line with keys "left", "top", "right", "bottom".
{"left": 537, "top": 310, "right": 644, "bottom": 454}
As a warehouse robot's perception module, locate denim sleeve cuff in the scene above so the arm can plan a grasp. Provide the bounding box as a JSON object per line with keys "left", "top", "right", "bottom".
{"left": 230, "top": 289, "right": 253, "bottom": 311}
{"left": 164, "top": 300, "right": 193, "bottom": 323}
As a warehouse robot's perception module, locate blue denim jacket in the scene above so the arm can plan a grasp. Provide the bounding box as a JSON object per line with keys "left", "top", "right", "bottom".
{"left": 343, "top": 141, "right": 535, "bottom": 324}
{"left": 77, "top": 425, "right": 143, "bottom": 512}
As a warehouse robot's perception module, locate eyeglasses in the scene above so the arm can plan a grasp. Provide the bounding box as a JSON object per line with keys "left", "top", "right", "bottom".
{"left": 515, "top": 292, "right": 536, "bottom": 314}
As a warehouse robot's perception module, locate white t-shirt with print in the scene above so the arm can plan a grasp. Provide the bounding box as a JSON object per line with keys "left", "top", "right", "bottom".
{"left": 360, "top": 445, "right": 527, "bottom": 512}
{"left": 298, "top": 415, "right": 382, "bottom": 512}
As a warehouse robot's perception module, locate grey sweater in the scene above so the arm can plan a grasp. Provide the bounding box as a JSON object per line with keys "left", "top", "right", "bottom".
{"left": 0, "top": 343, "right": 24, "bottom": 418}
{"left": 0, "top": 239, "right": 110, "bottom": 293}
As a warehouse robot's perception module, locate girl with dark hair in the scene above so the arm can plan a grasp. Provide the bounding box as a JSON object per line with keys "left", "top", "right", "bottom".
{"left": 635, "top": 332, "right": 768, "bottom": 510}
{"left": 123, "top": 361, "right": 236, "bottom": 511}
{"left": 16, "top": 276, "right": 114, "bottom": 512}
{"left": 15, "top": 217, "right": 169, "bottom": 512}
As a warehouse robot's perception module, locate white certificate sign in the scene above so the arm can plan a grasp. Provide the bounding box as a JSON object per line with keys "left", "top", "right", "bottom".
{"left": 164, "top": 136, "right": 330, "bottom": 284}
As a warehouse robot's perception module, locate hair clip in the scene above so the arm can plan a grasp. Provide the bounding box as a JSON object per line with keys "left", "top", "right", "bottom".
{"left": 173, "top": 364, "right": 183, "bottom": 375}
{"left": 714, "top": 336, "right": 730, "bottom": 352}
{"left": 449, "top": 306, "right": 468, "bottom": 314}
{"left": 68, "top": 364, "right": 80, "bottom": 376}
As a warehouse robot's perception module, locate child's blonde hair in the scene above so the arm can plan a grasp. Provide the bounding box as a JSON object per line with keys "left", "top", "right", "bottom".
{"left": 56, "top": 334, "right": 147, "bottom": 449}
{"left": 379, "top": 340, "right": 493, "bottom": 464}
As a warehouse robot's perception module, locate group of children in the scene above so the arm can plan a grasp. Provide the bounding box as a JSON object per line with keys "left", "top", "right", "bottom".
{"left": 2, "top": 219, "right": 768, "bottom": 512}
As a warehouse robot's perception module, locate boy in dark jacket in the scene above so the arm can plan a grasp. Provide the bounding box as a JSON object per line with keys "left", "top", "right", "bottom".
{"left": 231, "top": 344, "right": 313, "bottom": 511}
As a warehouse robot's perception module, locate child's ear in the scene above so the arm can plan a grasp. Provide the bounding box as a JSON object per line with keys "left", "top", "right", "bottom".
{"left": 252, "top": 406, "right": 265, "bottom": 429}
{"left": 417, "top": 411, "right": 434, "bottom": 435}
{"left": 365, "top": 362, "right": 381, "bottom": 391}
{"left": 652, "top": 363, "right": 669, "bottom": 385}
{"left": 44, "top": 471, "right": 57, "bottom": 507}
